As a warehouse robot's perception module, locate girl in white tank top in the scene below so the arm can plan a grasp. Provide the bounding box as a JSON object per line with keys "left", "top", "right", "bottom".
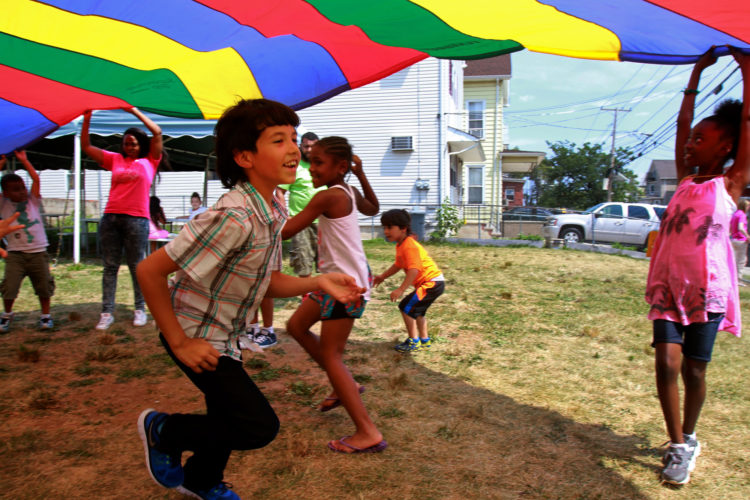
{"left": 281, "top": 137, "right": 386, "bottom": 454}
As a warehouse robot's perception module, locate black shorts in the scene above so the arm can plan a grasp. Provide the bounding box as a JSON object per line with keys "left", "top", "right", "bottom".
{"left": 398, "top": 281, "right": 445, "bottom": 318}
{"left": 652, "top": 312, "right": 723, "bottom": 362}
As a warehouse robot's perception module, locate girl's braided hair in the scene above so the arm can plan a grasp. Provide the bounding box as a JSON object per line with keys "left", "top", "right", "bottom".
{"left": 314, "top": 136, "right": 353, "bottom": 171}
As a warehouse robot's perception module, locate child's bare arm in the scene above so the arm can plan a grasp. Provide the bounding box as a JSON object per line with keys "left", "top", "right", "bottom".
{"left": 390, "top": 268, "right": 419, "bottom": 302}
{"left": 0, "top": 212, "right": 24, "bottom": 258}
{"left": 14, "top": 150, "right": 40, "bottom": 198}
{"left": 373, "top": 263, "right": 400, "bottom": 287}
{"left": 266, "top": 270, "right": 365, "bottom": 303}
{"left": 136, "top": 248, "right": 220, "bottom": 373}
{"left": 0, "top": 155, "right": 6, "bottom": 170}
{"left": 281, "top": 190, "right": 330, "bottom": 239}
{"left": 725, "top": 48, "right": 750, "bottom": 201}
{"left": 351, "top": 155, "right": 379, "bottom": 216}
{"left": 740, "top": 221, "right": 750, "bottom": 241}
{"left": 675, "top": 48, "right": 717, "bottom": 182}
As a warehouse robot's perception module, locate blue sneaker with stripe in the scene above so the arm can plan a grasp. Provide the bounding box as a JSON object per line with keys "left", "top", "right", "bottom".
{"left": 137, "top": 409, "right": 184, "bottom": 489}
{"left": 394, "top": 338, "right": 421, "bottom": 352}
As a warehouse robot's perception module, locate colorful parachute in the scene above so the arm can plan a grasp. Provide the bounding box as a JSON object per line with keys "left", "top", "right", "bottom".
{"left": 2, "top": 0, "right": 749, "bottom": 153}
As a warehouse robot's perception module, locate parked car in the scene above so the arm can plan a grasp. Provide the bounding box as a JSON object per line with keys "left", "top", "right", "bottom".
{"left": 502, "top": 207, "right": 559, "bottom": 221}
{"left": 542, "top": 202, "right": 667, "bottom": 247}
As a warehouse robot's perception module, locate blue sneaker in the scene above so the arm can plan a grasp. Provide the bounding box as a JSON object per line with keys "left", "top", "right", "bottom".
{"left": 137, "top": 409, "right": 183, "bottom": 488}
{"left": 394, "top": 338, "right": 420, "bottom": 352}
{"left": 0, "top": 312, "right": 14, "bottom": 333}
{"left": 177, "top": 482, "right": 240, "bottom": 499}
{"left": 253, "top": 328, "right": 277, "bottom": 349}
{"left": 38, "top": 316, "right": 54, "bottom": 330}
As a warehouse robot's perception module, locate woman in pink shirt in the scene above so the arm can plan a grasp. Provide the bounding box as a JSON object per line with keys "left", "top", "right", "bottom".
{"left": 81, "top": 107, "right": 163, "bottom": 331}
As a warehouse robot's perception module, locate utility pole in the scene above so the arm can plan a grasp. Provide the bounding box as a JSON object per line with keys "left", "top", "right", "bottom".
{"left": 601, "top": 107, "right": 630, "bottom": 201}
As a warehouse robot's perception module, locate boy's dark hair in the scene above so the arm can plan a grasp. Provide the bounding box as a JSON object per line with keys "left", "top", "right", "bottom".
{"left": 301, "top": 131, "right": 319, "bottom": 143}
{"left": 0, "top": 173, "right": 23, "bottom": 191}
{"left": 380, "top": 209, "right": 412, "bottom": 235}
{"left": 315, "top": 136, "right": 353, "bottom": 171}
{"left": 122, "top": 127, "right": 150, "bottom": 158}
{"left": 214, "top": 99, "right": 300, "bottom": 189}
{"left": 704, "top": 99, "right": 742, "bottom": 159}
{"left": 190, "top": 192, "right": 201, "bottom": 200}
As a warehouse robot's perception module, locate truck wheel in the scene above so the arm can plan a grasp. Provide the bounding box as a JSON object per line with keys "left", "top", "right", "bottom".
{"left": 560, "top": 227, "right": 583, "bottom": 243}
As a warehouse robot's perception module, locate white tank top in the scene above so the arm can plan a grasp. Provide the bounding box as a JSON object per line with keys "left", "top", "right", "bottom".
{"left": 317, "top": 184, "right": 370, "bottom": 300}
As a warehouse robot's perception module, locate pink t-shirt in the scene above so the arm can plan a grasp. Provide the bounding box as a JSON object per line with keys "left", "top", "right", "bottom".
{"left": 730, "top": 209, "right": 748, "bottom": 242}
{"left": 645, "top": 176, "right": 740, "bottom": 337}
{"left": 101, "top": 150, "right": 158, "bottom": 218}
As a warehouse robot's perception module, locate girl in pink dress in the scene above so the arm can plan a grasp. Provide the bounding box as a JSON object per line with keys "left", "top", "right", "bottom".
{"left": 645, "top": 48, "right": 750, "bottom": 485}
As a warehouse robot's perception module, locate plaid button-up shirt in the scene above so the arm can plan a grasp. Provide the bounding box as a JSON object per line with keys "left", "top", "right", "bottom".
{"left": 165, "top": 182, "right": 286, "bottom": 360}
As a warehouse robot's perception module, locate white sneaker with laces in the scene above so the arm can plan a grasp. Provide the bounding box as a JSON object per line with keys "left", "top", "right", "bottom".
{"left": 96, "top": 313, "right": 114, "bottom": 331}
{"left": 133, "top": 310, "right": 148, "bottom": 327}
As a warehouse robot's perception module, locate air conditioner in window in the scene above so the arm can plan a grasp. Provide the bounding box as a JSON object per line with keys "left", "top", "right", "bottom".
{"left": 391, "top": 136, "right": 413, "bottom": 151}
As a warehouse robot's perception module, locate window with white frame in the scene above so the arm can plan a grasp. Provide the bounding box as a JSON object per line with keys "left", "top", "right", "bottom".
{"left": 505, "top": 188, "right": 515, "bottom": 203}
{"left": 468, "top": 166, "right": 484, "bottom": 204}
{"left": 467, "top": 100, "right": 485, "bottom": 138}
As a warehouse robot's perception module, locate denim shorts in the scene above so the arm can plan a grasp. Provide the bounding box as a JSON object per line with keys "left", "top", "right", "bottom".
{"left": 652, "top": 312, "right": 723, "bottom": 362}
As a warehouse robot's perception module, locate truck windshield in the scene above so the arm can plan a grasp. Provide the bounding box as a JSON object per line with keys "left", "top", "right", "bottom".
{"left": 583, "top": 203, "right": 603, "bottom": 214}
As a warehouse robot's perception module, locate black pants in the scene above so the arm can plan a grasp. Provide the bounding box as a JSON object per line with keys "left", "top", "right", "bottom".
{"left": 158, "top": 334, "right": 279, "bottom": 489}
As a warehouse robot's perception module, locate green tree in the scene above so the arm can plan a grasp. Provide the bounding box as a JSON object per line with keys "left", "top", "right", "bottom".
{"left": 533, "top": 141, "right": 642, "bottom": 210}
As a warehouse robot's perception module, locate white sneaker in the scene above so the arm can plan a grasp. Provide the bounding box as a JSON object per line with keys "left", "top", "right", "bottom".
{"left": 133, "top": 310, "right": 148, "bottom": 327}
{"left": 96, "top": 313, "right": 114, "bottom": 331}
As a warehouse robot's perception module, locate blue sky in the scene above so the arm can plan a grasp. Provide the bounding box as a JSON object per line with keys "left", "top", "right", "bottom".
{"left": 505, "top": 51, "right": 744, "bottom": 181}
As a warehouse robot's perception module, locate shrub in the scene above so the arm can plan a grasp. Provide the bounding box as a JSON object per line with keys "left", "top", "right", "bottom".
{"left": 431, "top": 199, "right": 462, "bottom": 239}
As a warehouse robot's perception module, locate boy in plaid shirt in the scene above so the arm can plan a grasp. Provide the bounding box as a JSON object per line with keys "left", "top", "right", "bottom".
{"left": 135, "top": 99, "right": 364, "bottom": 500}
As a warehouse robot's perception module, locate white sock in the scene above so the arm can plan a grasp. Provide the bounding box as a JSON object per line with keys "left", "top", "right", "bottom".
{"left": 263, "top": 326, "right": 274, "bottom": 334}
{"left": 247, "top": 322, "right": 259, "bottom": 331}
{"left": 683, "top": 432, "right": 697, "bottom": 441}
{"left": 40, "top": 314, "right": 51, "bottom": 319}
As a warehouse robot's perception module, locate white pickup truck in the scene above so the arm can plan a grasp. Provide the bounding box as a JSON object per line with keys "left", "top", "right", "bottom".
{"left": 541, "top": 202, "right": 666, "bottom": 248}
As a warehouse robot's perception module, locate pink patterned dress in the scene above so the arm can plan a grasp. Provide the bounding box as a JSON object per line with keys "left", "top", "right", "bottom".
{"left": 645, "top": 175, "right": 741, "bottom": 337}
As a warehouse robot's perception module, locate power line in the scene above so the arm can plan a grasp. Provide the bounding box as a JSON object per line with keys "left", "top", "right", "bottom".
{"left": 631, "top": 76, "right": 743, "bottom": 159}
{"left": 629, "top": 61, "right": 738, "bottom": 156}
{"left": 601, "top": 107, "right": 631, "bottom": 201}
{"left": 584, "top": 63, "right": 646, "bottom": 142}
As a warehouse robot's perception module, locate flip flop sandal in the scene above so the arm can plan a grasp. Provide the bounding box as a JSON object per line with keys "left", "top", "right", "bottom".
{"left": 327, "top": 436, "right": 388, "bottom": 454}
{"left": 319, "top": 385, "right": 365, "bottom": 412}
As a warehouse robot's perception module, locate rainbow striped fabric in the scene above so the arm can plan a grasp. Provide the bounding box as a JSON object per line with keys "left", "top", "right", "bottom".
{"left": 2, "top": 0, "right": 749, "bottom": 153}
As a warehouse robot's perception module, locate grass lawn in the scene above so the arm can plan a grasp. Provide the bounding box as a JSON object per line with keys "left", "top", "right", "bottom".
{"left": 0, "top": 240, "right": 747, "bottom": 499}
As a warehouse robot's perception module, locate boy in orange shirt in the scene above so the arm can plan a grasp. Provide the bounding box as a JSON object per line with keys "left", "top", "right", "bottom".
{"left": 373, "top": 209, "right": 445, "bottom": 352}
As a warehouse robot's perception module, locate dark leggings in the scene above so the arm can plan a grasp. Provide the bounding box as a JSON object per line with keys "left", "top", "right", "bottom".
{"left": 99, "top": 213, "right": 148, "bottom": 313}
{"left": 158, "top": 334, "right": 279, "bottom": 490}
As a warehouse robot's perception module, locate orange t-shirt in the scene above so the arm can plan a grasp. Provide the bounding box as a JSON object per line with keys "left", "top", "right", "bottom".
{"left": 395, "top": 236, "right": 442, "bottom": 296}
